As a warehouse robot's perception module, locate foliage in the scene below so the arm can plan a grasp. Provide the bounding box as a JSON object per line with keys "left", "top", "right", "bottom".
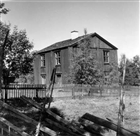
{"left": 119, "top": 54, "right": 140, "bottom": 86}
{"left": 0, "top": 3, "right": 9, "bottom": 14}
{"left": 67, "top": 36, "right": 103, "bottom": 86}
{"left": 0, "top": 22, "right": 34, "bottom": 84}
{"left": 15, "top": 73, "right": 34, "bottom": 84}
{"left": 104, "top": 62, "right": 119, "bottom": 86}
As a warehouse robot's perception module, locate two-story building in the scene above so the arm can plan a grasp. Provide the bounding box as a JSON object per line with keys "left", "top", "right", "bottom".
{"left": 34, "top": 31, "right": 118, "bottom": 85}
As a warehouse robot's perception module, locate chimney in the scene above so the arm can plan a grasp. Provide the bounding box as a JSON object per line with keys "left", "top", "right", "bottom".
{"left": 71, "top": 30, "right": 78, "bottom": 40}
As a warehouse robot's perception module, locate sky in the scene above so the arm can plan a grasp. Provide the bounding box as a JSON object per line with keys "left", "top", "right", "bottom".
{"left": 1, "top": 0, "right": 139, "bottom": 60}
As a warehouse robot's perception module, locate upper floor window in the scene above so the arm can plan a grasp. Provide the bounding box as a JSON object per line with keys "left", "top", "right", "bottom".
{"left": 55, "top": 51, "right": 61, "bottom": 65}
{"left": 103, "top": 50, "right": 109, "bottom": 63}
{"left": 41, "top": 54, "right": 45, "bottom": 67}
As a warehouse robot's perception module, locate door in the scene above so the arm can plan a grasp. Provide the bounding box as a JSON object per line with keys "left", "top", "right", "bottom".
{"left": 56, "top": 74, "right": 62, "bottom": 86}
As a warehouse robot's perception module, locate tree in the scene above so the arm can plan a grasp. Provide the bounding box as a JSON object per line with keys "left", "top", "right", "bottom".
{"left": 0, "top": 3, "right": 9, "bottom": 44}
{"left": 0, "top": 2, "right": 9, "bottom": 99}
{"left": 67, "top": 36, "right": 103, "bottom": 86}
{"left": 15, "top": 73, "right": 34, "bottom": 84}
{"left": 14, "top": 51, "right": 38, "bottom": 84}
{"left": 0, "top": 3, "right": 9, "bottom": 15}
{"left": 132, "top": 55, "right": 140, "bottom": 85}
{"left": 104, "top": 62, "right": 119, "bottom": 86}
{"left": 0, "top": 22, "right": 34, "bottom": 84}
{"left": 119, "top": 54, "right": 140, "bottom": 86}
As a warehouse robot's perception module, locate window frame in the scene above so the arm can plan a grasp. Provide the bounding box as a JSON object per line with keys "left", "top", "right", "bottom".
{"left": 41, "top": 54, "right": 45, "bottom": 67}
{"left": 103, "top": 50, "right": 109, "bottom": 64}
{"left": 55, "top": 51, "right": 61, "bottom": 65}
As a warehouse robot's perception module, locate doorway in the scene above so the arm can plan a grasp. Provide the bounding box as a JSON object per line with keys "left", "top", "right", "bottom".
{"left": 56, "top": 74, "right": 62, "bottom": 86}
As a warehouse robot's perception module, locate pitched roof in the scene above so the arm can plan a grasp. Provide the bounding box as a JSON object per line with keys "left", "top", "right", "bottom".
{"left": 38, "top": 32, "right": 117, "bottom": 54}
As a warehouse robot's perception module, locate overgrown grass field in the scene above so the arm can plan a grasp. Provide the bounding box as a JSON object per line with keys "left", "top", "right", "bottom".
{"left": 0, "top": 87, "right": 139, "bottom": 136}
{"left": 51, "top": 90, "right": 140, "bottom": 135}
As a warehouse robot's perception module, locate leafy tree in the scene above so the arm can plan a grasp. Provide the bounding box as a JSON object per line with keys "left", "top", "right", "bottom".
{"left": 67, "top": 36, "right": 103, "bottom": 86}
{"left": 0, "top": 3, "right": 9, "bottom": 15}
{"left": 0, "top": 3, "right": 9, "bottom": 46}
{"left": 0, "top": 22, "right": 34, "bottom": 84}
{"left": 0, "top": 3, "right": 9, "bottom": 98}
{"left": 133, "top": 55, "right": 140, "bottom": 83}
{"left": 127, "top": 55, "right": 140, "bottom": 86}
{"left": 104, "top": 62, "right": 119, "bottom": 86}
{"left": 15, "top": 73, "right": 34, "bottom": 84}
{"left": 119, "top": 54, "right": 140, "bottom": 86}
{"left": 14, "top": 51, "right": 38, "bottom": 84}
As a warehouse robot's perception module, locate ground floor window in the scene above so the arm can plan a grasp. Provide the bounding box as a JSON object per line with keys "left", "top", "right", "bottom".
{"left": 41, "top": 75, "right": 46, "bottom": 84}
{"left": 55, "top": 74, "right": 62, "bottom": 86}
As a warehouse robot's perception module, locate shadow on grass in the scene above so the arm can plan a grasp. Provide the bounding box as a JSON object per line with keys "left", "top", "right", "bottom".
{"left": 3, "top": 98, "right": 110, "bottom": 136}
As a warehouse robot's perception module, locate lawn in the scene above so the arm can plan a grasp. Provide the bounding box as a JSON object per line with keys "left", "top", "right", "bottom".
{"left": 0, "top": 88, "right": 139, "bottom": 136}
{"left": 51, "top": 93, "right": 140, "bottom": 135}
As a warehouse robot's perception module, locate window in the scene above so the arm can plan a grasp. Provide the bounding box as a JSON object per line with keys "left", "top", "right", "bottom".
{"left": 55, "top": 51, "right": 61, "bottom": 65}
{"left": 41, "top": 76, "right": 46, "bottom": 84}
{"left": 55, "top": 74, "right": 62, "bottom": 85}
{"left": 41, "top": 54, "right": 45, "bottom": 67}
{"left": 103, "top": 50, "right": 109, "bottom": 63}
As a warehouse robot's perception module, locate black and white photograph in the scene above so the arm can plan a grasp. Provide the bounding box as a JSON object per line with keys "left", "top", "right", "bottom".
{"left": 0, "top": 0, "right": 139, "bottom": 136}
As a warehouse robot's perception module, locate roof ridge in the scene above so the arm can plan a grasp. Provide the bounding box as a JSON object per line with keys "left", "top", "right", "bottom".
{"left": 37, "top": 32, "right": 117, "bottom": 54}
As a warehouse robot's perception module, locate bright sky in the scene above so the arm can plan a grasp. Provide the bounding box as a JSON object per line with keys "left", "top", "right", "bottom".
{"left": 1, "top": 0, "right": 139, "bottom": 60}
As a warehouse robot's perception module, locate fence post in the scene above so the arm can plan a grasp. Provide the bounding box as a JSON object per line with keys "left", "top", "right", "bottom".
{"left": 117, "top": 56, "right": 126, "bottom": 136}
{"left": 36, "top": 88, "right": 39, "bottom": 99}
{"left": 5, "top": 89, "right": 7, "bottom": 102}
{"left": 100, "top": 87, "right": 103, "bottom": 97}
{"left": 1, "top": 127, "right": 3, "bottom": 135}
{"left": 8, "top": 125, "right": 10, "bottom": 136}
{"left": 99, "top": 84, "right": 103, "bottom": 97}
{"left": 0, "top": 46, "right": 2, "bottom": 101}
{"left": 5, "top": 84, "right": 8, "bottom": 102}
{"left": 80, "top": 84, "right": 83, "bottom": 99}
{"left": 72, "top": 87, "right": 75, "bottom": 99}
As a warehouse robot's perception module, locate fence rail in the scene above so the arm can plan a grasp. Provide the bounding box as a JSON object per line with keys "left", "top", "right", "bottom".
{"left": 0, "top": 117, "right": 30, "bottom": 136}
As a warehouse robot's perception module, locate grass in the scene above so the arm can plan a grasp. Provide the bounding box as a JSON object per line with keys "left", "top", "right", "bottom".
{"left": 50, "top": 94, "right": 140, "bottom": 135}
{"left": 0, "top": 88, "right": 140, "bottom": 136}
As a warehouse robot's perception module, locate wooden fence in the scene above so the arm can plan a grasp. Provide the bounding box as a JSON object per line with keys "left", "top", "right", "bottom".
{"left": 0, "top": 97, "right": 139, "bottom": 136}
{"left": 0, "top": 117, "right": 30, "bottom": 136}
{"left": 0, "top": 84, "right": 139, "bottom": 100}
{"left": 52, "top": 84, "right": 140, "bottom": 98}
{"left": 0, "top": 84, "right": 46, "bottom": 100}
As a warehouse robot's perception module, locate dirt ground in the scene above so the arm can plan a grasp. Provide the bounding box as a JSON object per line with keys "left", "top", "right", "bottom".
{"left": 50, "top": 95, "right": 140, "bottom": 135}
